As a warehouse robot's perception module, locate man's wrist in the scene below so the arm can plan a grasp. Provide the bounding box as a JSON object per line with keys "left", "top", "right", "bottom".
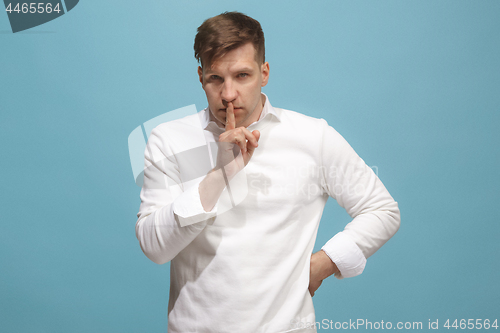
{"left": 315, "top": 250, "right": 340, "bottom": 280}
{"left": 199, "top": 168, "right": 227, "bottom": 212}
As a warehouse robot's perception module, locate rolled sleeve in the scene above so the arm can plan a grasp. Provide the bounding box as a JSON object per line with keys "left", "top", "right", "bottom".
{"left": 172, "top": 177, "right": 218, "bottom": 227}
{"left": 322, "top": 232, "right": 367, "bottom": 279}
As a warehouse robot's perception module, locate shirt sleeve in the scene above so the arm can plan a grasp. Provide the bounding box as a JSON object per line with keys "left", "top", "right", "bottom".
{"left": 319, "top": 119, "right": 400, "bottom": 279}
{"left": 135, "top": 125, "right": 217, "bottom": 265}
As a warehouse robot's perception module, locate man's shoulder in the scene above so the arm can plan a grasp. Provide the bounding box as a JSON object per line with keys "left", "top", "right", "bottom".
{"left": 273, "top": 107, "right": 328, "bottom": 130}
{"left": 147, "top": 111, "right": 207, "bottom": 149}
{"left": 154, "top": 112, "right": 203, "bottom": 132}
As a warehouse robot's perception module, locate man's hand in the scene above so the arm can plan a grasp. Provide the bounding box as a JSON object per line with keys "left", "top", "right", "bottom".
{"left": 199, "top": 102, "right": 260, "bottom": 212}
{"left": 216, "top": 102, "right": 260, "bottom": 179}
{"left": 309, "top": 250, "right": 340, "bottom": 297}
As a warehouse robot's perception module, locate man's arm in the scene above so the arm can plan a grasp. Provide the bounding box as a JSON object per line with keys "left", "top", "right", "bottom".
{"left": 135, "top": 124, "right": 215, "bottom": 265}
{"left": 136, "top": 103, "right": 260, "bottom": 264}
{"left": 199, "top": 102, "right": 260, "bottom": 212}
{"left": 309, "top": 119, "right": 400, "bottom": 292}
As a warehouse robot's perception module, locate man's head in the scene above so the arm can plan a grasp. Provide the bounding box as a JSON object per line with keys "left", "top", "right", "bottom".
{"left": 195, "top": 12, "right": 270, "bottom": 128}
{"left": 194, "top": 11, "right": 265, "bottom": 68}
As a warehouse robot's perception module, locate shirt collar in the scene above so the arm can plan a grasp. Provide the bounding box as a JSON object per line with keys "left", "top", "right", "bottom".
{"left": 201, "top": 93, "right": 281, "bottom": 134}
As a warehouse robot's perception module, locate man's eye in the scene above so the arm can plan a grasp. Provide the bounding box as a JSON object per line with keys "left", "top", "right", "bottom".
{"left": 238, "top": 73, "right": 248, "bottom": 78}
{"left": 210, "top": 75, "right": 221, "bottom": 80}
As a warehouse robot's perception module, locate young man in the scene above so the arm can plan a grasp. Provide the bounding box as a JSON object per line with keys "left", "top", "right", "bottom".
{"left": 136, "top": 12, "right": 400, "bottom": 333}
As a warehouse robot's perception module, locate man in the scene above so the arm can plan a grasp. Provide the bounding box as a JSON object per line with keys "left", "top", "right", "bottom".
{"left": 136, "top": 11, "right": 400, "bottom": 333}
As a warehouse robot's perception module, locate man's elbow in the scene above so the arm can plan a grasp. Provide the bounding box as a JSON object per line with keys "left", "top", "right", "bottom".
{"left": 144, "top": 250, "right": 170, "bottom": 265}
{"left": 135, "top": 218, "right": 173, "bottom": 265}
{"left": 388, "top": 201, "right": 401, "bottom": 237}
{"left": 374, "top": 200, "right": 400, "bottom": 239}
{"left": 137, "top": 237, "right": 173, "bottom": 265}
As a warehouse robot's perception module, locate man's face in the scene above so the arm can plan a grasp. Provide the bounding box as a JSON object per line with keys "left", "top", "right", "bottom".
{"left": 198, "top": 43, "right": 270, "bottom": 128}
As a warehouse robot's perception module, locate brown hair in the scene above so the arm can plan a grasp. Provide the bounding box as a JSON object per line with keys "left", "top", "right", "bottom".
{"left": 194, "top": 11, "right": 265, "bottom": 68}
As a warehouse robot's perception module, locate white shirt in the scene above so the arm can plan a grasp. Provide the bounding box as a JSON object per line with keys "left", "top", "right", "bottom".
{"left": 136, "top": 95, "right": 400, "bottom": 333}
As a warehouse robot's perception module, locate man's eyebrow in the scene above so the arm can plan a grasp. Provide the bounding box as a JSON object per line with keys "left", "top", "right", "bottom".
{"left": 203, "top": 67, "right": 255, "bottom": 76}
{"left": 202, "top": 68, "right": 215, "bottom": 74}
{"left": 234, "top": 67, "right": 254, "bottom": 72}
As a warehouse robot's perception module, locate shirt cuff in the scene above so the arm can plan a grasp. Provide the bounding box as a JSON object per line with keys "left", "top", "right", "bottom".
{"left": 172, "top": 178, "right": 217, "bottom": 227}
{"left": 321, "top": 232, "right": 367, "bottom": 279}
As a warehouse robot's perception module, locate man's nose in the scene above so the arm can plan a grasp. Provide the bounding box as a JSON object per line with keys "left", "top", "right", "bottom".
{"left": 221, "top": 80, "right": 237, "bottom": 103}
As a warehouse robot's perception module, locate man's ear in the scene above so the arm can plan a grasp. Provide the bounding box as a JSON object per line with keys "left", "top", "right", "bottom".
{"left": 261, "top": 62, "right": 270, "bottom": 87}
{"left": 198, "top": 66, "right": 203, "bottom": 85}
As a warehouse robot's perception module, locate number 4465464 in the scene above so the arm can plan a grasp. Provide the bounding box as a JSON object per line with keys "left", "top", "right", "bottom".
{"left": 5, "top": 3, "right": 62, "bottom": 14}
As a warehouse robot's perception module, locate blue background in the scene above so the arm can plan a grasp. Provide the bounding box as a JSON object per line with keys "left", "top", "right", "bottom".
{"left": 1, "top": 0, "right": 499, "bottom": 332}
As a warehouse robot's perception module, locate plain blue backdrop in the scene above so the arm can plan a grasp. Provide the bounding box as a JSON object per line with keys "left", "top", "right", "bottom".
{"left": 1, "top": 1, "right": 499, "bottom": 332}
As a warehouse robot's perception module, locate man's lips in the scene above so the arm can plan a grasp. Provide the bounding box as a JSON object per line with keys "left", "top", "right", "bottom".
{"left": 219, "top": 107, "right": 242, "bottom": 111}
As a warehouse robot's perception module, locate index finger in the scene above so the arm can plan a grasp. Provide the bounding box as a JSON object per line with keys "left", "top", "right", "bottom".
{"left": 225, "top": 102, "right": 235, "bottom": 131}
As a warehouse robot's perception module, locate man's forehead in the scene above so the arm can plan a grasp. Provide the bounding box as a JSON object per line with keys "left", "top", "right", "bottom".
{"left": 201, "top": 43, "right": 262, "bottom": 72}
{"left": 203, "top": 61, "right": 257, "bottom": 74}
